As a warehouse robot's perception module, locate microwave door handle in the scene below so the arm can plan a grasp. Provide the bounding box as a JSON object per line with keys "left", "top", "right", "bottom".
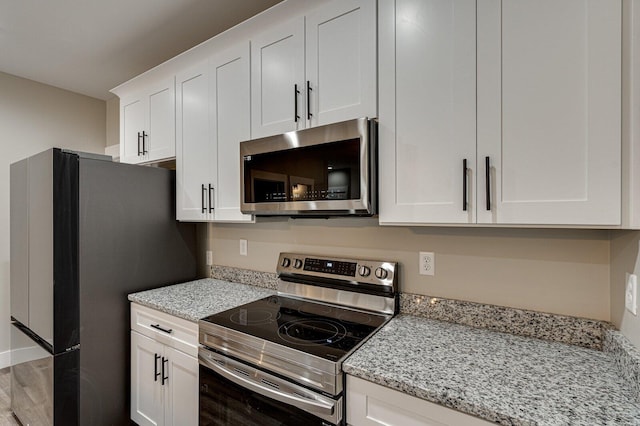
{"left": 199, "top": 353, "right": 334, "bottom": 417}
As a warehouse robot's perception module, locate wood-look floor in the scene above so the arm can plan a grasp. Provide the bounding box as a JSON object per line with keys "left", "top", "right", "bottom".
{"left": 0, "top": 368, "right": 21, "bottom": 426}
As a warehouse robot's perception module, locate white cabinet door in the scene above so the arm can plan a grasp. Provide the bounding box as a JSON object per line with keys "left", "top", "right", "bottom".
{"left": 163, "top": 346, "right": 198, "bottom": 426}
{"left": 347, "top": 376, "right": 494, "bottom": 426}
{"left": 378, "top": 0, "right": 477, "bottom": 225}
{"left": 119, "top": 77, "right": 176, "bottom": 165}
{"left": 251, "top": 17, "right": 305, "bottom": 138}
{"left": 131, "top": 331, "right": 164, "bottom": 426}
{"left": 305, "top": 0, "right": 376, "bottom": 127}
{"left": 211, "top": 43, "right": 254, "bottom": 222}
{"left": 476, "top": 0, "right": 621, "bottom": 226}
{"left": 120, "top": 95, "right": 146, "bottom": 164}
{"left": 176, "top": 62, "right": 214, "bottom": 221}
{"left": 146, "top": 78, "right": 176, "bottom": 163}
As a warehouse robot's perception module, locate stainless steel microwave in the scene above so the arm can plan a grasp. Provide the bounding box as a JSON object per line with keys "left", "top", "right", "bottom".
{"left": 240, "top": 117, "right": 377, "bottom": 216}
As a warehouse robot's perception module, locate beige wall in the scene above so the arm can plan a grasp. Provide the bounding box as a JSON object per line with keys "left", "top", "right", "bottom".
{"left": 0, "top": 71, "right": 106, "bottom": 364}
{"left": 208, "top": 218, "right": 611, "bottom": 321}
{"left": 610, "top": 230, "right": 640, "bottom": 348}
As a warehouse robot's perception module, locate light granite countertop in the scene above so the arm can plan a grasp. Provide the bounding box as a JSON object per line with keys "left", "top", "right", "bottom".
{"left": 128, "top": 278, "right": 275, "bottom": 322}
{"left": 343, "top": 314, "right": 640, "bottom": 426}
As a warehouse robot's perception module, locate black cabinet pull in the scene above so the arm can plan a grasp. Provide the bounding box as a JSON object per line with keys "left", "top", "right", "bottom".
{"left": 154, "top": 353, "right": 160, "bottom": 382}
{"left": 137, "top": 132, "right": 142, "bottom": 156}
{"left": 294, "top": 84, "right": 300, "bottom": 123}
{"left": 201, "top": 184, "right": 206, "bottom": 214}
{"left": 150, "top": 323, "right": 173, "bottom": 334}
{"left": 462, "top": 159, "right": 468, "bottom": 211}
{"left": 142, "top": 131, "right": 148, "bottom": 154}
{"left": 485, "top": 156, "right": 491, "bottom": 211}
{"left": 161, "top": 357, "right": 168, "bottom": 385}
{"left": 208, "top": 184, "right": 214, "bottom": 213}
{"left": 306, "top": 81, "right": 312, "bottom": 120}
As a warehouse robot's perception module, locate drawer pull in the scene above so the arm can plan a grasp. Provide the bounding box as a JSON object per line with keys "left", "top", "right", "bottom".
{"left": 150, "top": 323, "right": 173, "bottom": 334}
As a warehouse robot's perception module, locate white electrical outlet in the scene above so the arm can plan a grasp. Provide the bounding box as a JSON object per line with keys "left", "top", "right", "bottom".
{"left": 626, "top": 273, "right": 638, "bottom": 316}
{"left": 239, "top": 239, "right": 248, "bottom": 256}
{"left": 205, "top": 250, "right": 213, "bottom": 266}
{"left": 419, "top": 252, "right": 435, "bottom": 276}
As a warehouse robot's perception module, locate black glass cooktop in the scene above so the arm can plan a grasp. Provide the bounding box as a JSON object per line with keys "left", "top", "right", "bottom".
{"left": 200, "top": 295, "right": 388, "bottom": 361}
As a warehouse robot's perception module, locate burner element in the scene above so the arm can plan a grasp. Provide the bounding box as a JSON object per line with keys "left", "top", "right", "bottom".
{"left": 297, "top": 302, "right": 333, "bottom": 317}
{"left": 230, "top": 308, "right": 281, "bottom": 326}
{"left": 278, "top": 319, "right": 347, "bottom": 346}
{"left": 337, "top": 310, "right": 374, "bottom": 325}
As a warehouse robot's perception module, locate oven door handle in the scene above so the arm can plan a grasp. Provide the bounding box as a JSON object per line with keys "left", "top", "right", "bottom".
{"left": 200, "top": 351, "right": 335, "bottom": 417}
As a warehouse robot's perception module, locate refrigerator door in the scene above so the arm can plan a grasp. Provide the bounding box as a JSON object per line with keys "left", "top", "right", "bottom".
{"left": 77, "top": 159, "right": 196, "bottom": 425}
{"left": 10, "top": 158, "right": 29, "bottom": 326}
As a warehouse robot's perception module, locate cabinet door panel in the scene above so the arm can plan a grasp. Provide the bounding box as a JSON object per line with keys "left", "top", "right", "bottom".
{"left": 477, "top": 0, "right": 621, "bottom": 225}
{"left": 379, "top": 0, "right": 477, "bottom": 224}
{"left": 131, "top": 332, "right": 164, "bottom": 426}
{"left": 163, "top": 347, "right": 198, "bottom": 426}
{"left": 176, "top": 63, "right": 213, "bottom": 221}
{"left": 306, "top": 0, "right": 376, "bottom": 126}
{"left": 211, "top": 43, "right": 254, "bottom": 222}
{"left": 120, "top": 97, "right": 145, "bottom": 164}
{"left": 147, "top": 78, "right": 176, "bottom": 162}
{"left": 251, "top": 18, "right": 305, "bottom": 138}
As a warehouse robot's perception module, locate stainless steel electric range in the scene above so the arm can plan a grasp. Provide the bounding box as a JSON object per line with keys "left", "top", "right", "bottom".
{"left": 198, "top": 252, "right": 398, "bottom": 426}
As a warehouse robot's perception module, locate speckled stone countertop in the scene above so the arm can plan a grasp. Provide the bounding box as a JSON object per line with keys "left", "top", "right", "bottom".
{"left": 343, "top": 314, "right": 640, "bottom": 426}
{"left": 128, "top": 278, "right": 275, "bottom": 322}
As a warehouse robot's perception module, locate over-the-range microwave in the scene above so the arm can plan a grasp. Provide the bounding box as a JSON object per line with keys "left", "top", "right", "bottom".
{"left": 240, "top": 117, "right": 377, "bottom": 216}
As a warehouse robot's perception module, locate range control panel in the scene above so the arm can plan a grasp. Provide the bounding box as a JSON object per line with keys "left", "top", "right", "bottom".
{"left": 276, "top": 252, "right": 397, "bottom": 289}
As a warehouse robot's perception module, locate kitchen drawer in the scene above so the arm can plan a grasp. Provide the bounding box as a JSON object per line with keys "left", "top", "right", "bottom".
{"left": 130, "top": 303, "right": 198, "bottom": 357}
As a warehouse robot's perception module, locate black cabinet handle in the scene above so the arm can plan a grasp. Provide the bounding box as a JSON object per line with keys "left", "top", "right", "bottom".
{"left": 137, "top": 132, "right": 142, "bottom": 156}
{"left": 150, "top": 323, "right": 173, "bottom": 334}
{"left": 306, "top": 81, "right": 312, "bottom": 120}
{"left": 142, "top": 131, "right": 148, "bottom": 154}
{"left": 201, "top": 184, "right": 206, "bottom": 214}
{"left": 462, "top": 159, "right": 468, "bottom": 211}
{"left": 485, "top": 156, "right": 491, "bottom": 211}
{"left": 161, "top": 357, "right": 168, "bottom": 386}
{"left": 208, "top": 184, "right": 214, "bottom": 213}
{"left": 294, "top": 84, "right": 300, "bottom": 123}
{"left": 154, "top": 353, "right": 161, "bottom": 382}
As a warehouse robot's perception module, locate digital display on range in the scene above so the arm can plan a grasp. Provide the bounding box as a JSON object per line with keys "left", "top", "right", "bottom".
{"left": 303, "top": 258, "right": 357, "bottom": 277}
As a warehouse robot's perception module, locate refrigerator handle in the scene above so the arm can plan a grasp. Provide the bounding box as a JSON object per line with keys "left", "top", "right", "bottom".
{"left": 154, "top": 353, "right": 161, "bottom": 382}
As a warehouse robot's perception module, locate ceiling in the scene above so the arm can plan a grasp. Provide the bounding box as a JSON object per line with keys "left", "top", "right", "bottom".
{"left": 0, "top": 0, "right": 282, "bottom": 100}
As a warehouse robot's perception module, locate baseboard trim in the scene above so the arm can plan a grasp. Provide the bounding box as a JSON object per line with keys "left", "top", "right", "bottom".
{"left": 0, "top": 346, "right": 46, "bottom": 369}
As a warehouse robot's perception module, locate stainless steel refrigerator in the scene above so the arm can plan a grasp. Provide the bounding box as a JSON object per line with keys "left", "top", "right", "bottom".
{"left": 9, "top": 148, "right": 197, "bottom": 425}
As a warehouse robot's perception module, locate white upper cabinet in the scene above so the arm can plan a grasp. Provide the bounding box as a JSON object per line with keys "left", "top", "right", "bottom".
{"left": 251, "top": 0, "right": 377, "bottom": 139}
{"left": 378, "top": 0, "right": 477, "bottom": 224}
{"left": 120, "top": 77, "right": 176, "bottom": 165}
{"left": 175, "top": 44, "right": 253, "bottom": 223}
{"left": 305, "top": 0, "right": 377, "bottom": 127}
{"left": 476, "top": 0, "right": 621, "bottom": 225}
{"left": 210, "top": 42, "right": 253, "bottom": 222}
{"left": 251, "top": 18, "right": 306, "bottom": 139}
{"left": 176, "top": 61, "right": 214, "bottom": 221}
{"left": 379, "top": 0, "right": 623, "bottom": 227}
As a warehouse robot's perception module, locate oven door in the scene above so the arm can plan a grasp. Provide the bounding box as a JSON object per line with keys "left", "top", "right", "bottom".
{"left": 199, "top": 347, "right": 343, "bottom": 426}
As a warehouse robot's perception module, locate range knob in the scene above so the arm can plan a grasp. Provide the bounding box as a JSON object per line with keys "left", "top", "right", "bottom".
{"left": 281, "top": 257, "right": 291, "bottom": 268}
{"left": 358, "top": 265, "right": 371, "bottom": 277}
{"left": 293, "top": 259, "right": 303, "bottom": 269}
{"left": 374, "top": 267, "right": 389, "bottom": 280}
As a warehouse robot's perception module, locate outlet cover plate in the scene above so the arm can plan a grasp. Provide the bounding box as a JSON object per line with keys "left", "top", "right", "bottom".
{"left": 239, "top": 239, "right": 248, "bottom": 256}
{"left": 626, "top": 273, "right": 637, "bottom": 316}
{"left": 419, "top": 252, "right": 435, "bottom": 276}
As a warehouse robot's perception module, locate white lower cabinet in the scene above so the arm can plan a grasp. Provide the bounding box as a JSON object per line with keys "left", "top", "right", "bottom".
{"left": 130, "top": 304, "right": 198, "bottom": 426}
{"left": 347, "top": 376, "right": 493, "bottom": 426}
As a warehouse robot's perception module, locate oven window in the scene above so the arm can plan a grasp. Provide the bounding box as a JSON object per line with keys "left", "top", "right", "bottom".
{"left": 243, "top": 139, "right": 361, "bottom": 204}
{"left": 199, "top": 365, "right": 340, "bottom": 426}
